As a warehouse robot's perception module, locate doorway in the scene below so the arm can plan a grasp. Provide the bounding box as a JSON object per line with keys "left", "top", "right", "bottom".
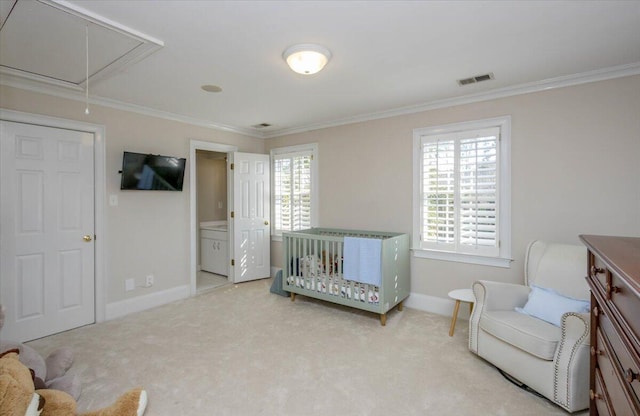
{"left": 195, "top": 149, "right": 228, "bottom": 292}
{"left": 189, "top": 140, "right": 237, "bottom": 296}
{"left": 0, "top": 109, "right": 106, "bottom": 342}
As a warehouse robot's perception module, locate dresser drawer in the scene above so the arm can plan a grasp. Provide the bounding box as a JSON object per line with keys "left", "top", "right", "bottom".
{"left": 608, "top": 271, "right": 640, "bottom": 352}
{"left": 590, "top": 253, "right": 609, "bottom": 294}
{"left": 597, "top": 319, "right": 640, "bottom": 413}
{"left": 594, "top": 368, "right": 613, "bottom": 416}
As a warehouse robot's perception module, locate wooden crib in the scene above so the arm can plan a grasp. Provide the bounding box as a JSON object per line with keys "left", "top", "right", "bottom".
{"left": 282, "top": 228, "right": 410, "bottom": 325}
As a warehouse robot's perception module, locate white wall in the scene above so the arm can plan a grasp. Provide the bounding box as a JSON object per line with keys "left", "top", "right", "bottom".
{"left": 196, "top": 151, "right": 227, "bottom": 223}
{"left": 2, "top": 75, "right": 638, "bottom": 317}
{"left": 0, "top": 85, "right": 264, "bottom": 309}
{"left": 265, "top": 75, "right": 640, "bottom": 300}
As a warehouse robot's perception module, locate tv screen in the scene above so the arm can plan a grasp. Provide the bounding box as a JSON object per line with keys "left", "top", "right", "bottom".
{"left": 120, "top": 151, "right": 186, "bottom": 191}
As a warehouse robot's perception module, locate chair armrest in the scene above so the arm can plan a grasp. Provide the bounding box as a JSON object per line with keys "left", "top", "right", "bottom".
{"left": 560, "top": 312, "right": 590, "bottom": 346}
{"left": 472, "top": 280, "right": 531, "bottom": 312}
{"left": 469, "top": 280, "right": 531, "bottom": 353}
{"left": 553, "top": 312, "right": 591, "bottom": 411}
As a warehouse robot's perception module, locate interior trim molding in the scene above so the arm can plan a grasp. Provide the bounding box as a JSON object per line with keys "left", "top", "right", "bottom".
{"left": 106, "top": 284, "right": 190, "bottom": 321}
{"left": 0, "top": 108, "right": 107, "bottom": 324}
{"left": 404, "top": 292, "right": 471, "bottom": 320}
{"left": 2, "top": 62, "right": 638, "bottom": 140}
{"left": 0, "top": 0, "right": 164, "bottom": 90}
{"left": 189, "top": 140, "right": 238, "bottom": 296}
{"left": 263, "top": 62, "right": 640, "bottom": 138}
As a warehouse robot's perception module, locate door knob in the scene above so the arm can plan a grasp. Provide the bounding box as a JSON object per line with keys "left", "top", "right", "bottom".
{"left": 83, "top": 235, "right": 93, "bottom": 242}
{"left": 264, "top": 221, "right": 269, "bottom": 225}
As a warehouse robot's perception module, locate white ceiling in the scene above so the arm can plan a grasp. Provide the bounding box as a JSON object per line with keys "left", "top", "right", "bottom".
{"left": 1, "top": 0, "right": 639, "bottom": 138}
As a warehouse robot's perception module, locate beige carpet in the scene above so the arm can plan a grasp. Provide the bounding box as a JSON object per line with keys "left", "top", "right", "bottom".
{"left": 28, "top": 279, "right": 587, "bottom": 415}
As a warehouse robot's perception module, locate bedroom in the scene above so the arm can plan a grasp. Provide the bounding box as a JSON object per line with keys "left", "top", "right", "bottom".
{"left": 0, "top": 1, "right": 639, "bottom": 414}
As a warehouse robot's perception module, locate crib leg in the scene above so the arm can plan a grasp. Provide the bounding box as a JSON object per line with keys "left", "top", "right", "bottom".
{"left": 397, "top": 301, "right": 404, "bottom": 311}
{"left": 380, "top": 313, "right": 387, "bottom": 326}
{"left": 290, "top": 292, "right": 296, "bottom": 302}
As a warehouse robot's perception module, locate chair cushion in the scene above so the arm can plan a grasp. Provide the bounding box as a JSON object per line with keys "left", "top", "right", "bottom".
{"left": 480, "top": 310, "right": 562, "bottom": 360}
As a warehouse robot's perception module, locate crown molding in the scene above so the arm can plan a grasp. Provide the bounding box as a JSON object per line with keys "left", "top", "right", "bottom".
{"left": 2, "top": 62, "right": 638, "bottom": 140}
{"left": 262, "top": 62, "right": 640, "bottom": 138}
{"left": 0, "top": 74, "right": 263, "bottom": 138}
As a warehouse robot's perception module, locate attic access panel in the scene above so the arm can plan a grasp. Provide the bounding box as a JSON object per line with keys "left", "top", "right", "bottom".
{"left": 0, "top": 0, "right": 163, "bottom": 91}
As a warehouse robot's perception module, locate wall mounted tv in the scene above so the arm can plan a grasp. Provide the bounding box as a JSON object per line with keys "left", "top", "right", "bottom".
{"left": 120, "top": 151, "right": 186, "bottom": 191}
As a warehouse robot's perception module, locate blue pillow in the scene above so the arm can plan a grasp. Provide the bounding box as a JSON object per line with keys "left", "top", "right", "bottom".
{"left": 515, "top": 285, "right": 590, "bottom": 327}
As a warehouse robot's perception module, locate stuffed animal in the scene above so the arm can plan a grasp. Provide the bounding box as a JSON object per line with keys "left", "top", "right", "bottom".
{"left": 0, "top": 349, "right": 148, "bottom": 416}
{"left": 0, "top": 305, "right": 81, "bottom": 400}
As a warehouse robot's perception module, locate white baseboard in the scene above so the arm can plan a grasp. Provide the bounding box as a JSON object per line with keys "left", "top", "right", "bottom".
{"left": 106, "top": 285, "right": 190, "bottom": 321}
{"left": 404, "top": 292, "right": 471, "bottom": 320}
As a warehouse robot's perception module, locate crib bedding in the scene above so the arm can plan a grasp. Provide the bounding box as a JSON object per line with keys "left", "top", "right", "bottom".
{"left": 283, "top": 228, "right": 410, "bottom": 326}
{"left": 286, "top": 274, "right": 380, "bottom": 303}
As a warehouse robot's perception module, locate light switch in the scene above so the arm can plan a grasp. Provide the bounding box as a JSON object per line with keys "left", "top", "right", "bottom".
{"left": 109, "top": 194, "right": 118, "bottom": 206}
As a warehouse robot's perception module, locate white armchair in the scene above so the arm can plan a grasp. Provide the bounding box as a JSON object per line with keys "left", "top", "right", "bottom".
{"left": 468, "top": 240, "right": 590, "bottom": 412}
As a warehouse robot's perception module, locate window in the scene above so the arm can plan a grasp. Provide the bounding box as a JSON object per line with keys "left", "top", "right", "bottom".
{"left": 271, "top": 144, "right": 318, "bottom": 239}
{"left": 413, "top": 116, "right": 511, "bottom": 267}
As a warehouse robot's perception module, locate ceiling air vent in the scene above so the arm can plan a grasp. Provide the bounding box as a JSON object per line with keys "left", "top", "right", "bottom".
{"left": 251, "top": 123, "right": 272, "bottom": 129}
{"left": 457, "top": 73, "right": 494, "bottom": 86}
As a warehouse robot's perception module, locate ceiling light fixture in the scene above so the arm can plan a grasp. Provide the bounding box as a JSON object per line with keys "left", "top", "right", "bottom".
{"left": 283, "top": 44, "right": 331, "bottom": 75}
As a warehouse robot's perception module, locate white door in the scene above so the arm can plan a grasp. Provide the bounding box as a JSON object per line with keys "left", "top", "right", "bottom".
{"left": 228, "top": 152, "right": 270, "bottom": 283}
{"left": 0, "top": 121, "right": 95, "bottom": 342}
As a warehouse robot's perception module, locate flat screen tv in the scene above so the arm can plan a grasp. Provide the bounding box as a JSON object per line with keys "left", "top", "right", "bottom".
{"left": 120, "top": 151, "right": 186, "bottom": 191}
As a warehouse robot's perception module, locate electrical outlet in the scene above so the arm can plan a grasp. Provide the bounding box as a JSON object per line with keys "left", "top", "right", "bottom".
{"left": 145, "top": 275, "right": 154, "bottom": 287}
{"left": 125, "top": 278, "right": 135, "bottom": 292}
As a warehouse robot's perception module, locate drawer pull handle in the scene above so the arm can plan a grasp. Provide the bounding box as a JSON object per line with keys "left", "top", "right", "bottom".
{"left": 606, "top": 283, "right": 621, "bottom": 300}
{"left": 589, "top": 389, "right": 602, "bottom": 401}
{"left": 626, "top": 368, "right": 639, "bottom": 383}
{"left": 590, "top": 346, "right": 603, "bottom": 357}
{"left": 591, "top": 266, "right": 605, "bottom": 275}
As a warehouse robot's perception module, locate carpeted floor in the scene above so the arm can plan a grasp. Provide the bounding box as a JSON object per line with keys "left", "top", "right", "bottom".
{"left": 28, "top": 279, "right": 587, "bottom": 415}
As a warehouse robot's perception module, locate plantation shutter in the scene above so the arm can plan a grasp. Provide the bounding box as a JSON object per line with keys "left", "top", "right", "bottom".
{"left": 273, "top": 151, "right": 312, "bottom": 232}
{"left": 459, "top": 129, "right": 499, "bottom": 253}
{"left": 422, "top": 139, "right": 455, "bottom": 245}
{"left": 420, "top": 127, "right": 500, "bottom": 257}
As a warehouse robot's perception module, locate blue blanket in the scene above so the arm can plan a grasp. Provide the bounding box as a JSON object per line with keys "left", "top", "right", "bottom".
{"left": 343, "top": 237, "right": 382, "bottom": 286}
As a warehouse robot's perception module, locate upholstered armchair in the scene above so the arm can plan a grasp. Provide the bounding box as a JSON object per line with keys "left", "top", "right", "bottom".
{"left": 468, "top": 241, "right": 590, "bottom": 412}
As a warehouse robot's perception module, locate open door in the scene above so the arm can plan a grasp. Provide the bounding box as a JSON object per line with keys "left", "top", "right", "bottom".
{"left": 228, "top": 152, "right": 270, "bottom": 283}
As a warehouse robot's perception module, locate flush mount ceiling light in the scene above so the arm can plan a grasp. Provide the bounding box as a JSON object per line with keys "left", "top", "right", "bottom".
{"left": 283, "top": 44, "right": 331, "bottom": 75}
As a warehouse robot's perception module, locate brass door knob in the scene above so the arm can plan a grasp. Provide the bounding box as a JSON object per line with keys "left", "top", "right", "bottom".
{"left": 83, "top": 235, "right": 93, "bottom": 242}
{"left": 264, "top": 221, "right": 269, "bottom": 225}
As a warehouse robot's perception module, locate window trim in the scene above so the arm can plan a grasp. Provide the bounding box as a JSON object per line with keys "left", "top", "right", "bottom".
{"left": 270, "top": 143, "right": 319, "bottom": 241}
{"left": 412, "top": 116, "right": 512, "bottom": 268}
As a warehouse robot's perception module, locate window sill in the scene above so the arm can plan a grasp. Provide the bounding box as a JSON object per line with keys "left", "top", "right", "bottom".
{"left": 412, "top": 248, "right": 512, "bottom": 268}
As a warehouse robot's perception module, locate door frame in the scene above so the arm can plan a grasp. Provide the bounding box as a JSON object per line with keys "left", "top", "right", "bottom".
{"left": 0, "top": 108, "right": 106, "bottom": 324}
{"left": 189, "top": 139, "right": 237, "bottom": 296}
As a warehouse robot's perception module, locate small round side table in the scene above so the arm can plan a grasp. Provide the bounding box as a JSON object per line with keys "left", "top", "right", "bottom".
{"left": 448, "top": 288, "right": 475, "bottom": 336}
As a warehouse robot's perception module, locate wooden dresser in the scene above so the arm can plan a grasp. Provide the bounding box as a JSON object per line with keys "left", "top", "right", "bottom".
{"left": 581, "top": 235, "right": 640, "bottom": 415}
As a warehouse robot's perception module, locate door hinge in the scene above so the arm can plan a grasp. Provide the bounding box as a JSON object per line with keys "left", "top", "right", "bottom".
{"left": 230, "top": 211, "right": 234, "bottom": 218}
{"left": 230, "top": 163, "right": 234, "bottom": 170}
{"left": 231, "top": 259, "right": 235, "bottom": 266}
{"left": 310, "top": 154, "right": 314, "bottom": 161}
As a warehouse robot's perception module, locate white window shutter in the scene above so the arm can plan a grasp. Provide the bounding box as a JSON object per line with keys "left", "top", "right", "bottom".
{"left": 458, "top": 130, "right": 499, "bottom": 255}
{"left": 273, "top": 151, "right": 313, "bottom": 232}
{"left": 419, "top": 127, "right": 500, "bottom": 257}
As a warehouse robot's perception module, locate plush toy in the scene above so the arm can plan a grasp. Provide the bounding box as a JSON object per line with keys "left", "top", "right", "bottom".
{"left": 0, "top": 349, "right": 148, "bottom": 416}
{"left": 0, "top": 305, "right": 81, "bottom": 400}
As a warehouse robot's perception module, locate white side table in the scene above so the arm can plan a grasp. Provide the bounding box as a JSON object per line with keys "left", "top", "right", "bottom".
{"left": 448, "top": 288, "right": 475, "bottom": 336}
